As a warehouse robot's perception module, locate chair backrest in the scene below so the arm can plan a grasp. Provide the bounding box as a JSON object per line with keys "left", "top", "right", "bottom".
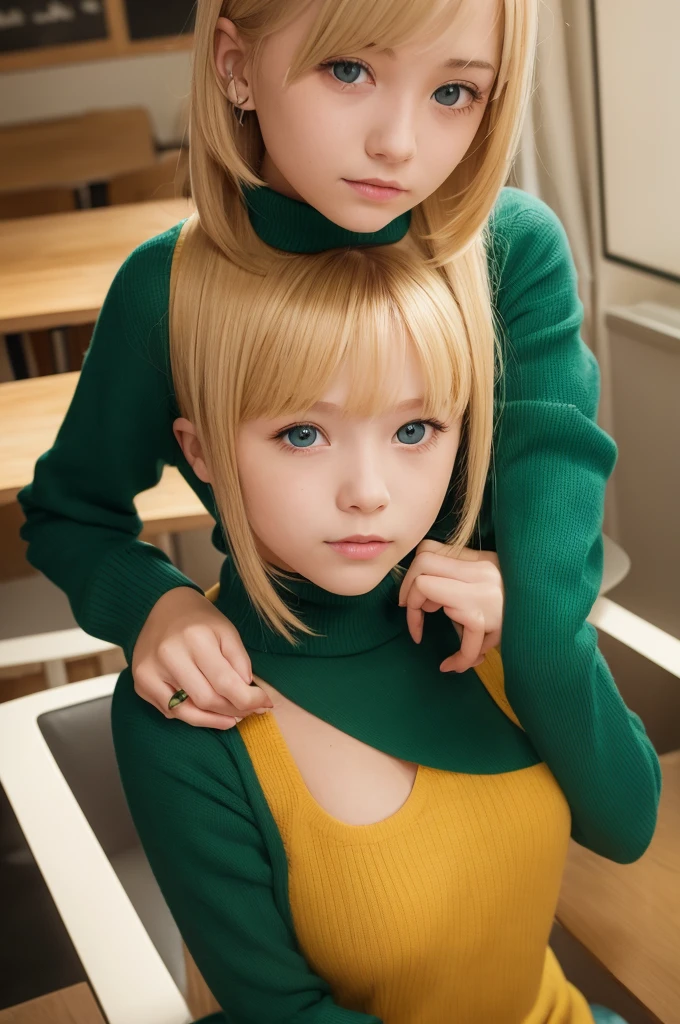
{"left": 38, "top": 695, "right": 187, "bottom": 993}
{"left": 108, "top": 148, "right": 190, "bottom": 206}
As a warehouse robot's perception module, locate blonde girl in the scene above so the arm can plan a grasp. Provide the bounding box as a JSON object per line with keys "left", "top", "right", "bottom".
{"left": 113, "top": 242, "right": 654, "bottom": 1023}
{"left": 21, "top": 0, "right": 658, "bottom": 857}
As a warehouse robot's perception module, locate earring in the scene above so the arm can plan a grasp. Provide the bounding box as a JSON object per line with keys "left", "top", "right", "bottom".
{"left": 228, "top": 68, "right": 247, "bottom": 127}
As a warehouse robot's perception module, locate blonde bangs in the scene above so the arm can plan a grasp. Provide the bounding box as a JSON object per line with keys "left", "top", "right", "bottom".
{"left": 177, "top": 0, "right": 539, "bottom": 638}
{"left": 170, "top": 232, "right": 480, "bottom": 641}
{"left": 287, "top": 0, "right": 468, "bottom": 81}
{"left": 233, "top": 247, "right": 471, "bottom": 426}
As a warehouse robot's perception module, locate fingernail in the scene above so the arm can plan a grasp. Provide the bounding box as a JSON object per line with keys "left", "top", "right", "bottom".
{"left": 254, "top": 707, "right": 270, "bottom": 715}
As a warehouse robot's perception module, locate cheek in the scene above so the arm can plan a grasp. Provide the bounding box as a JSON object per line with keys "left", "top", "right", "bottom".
{"left": 241, "top": 460, "right": 317, "bottom": 540}
{"left": 401, "top": 447, "right": 458, "bottom": 520}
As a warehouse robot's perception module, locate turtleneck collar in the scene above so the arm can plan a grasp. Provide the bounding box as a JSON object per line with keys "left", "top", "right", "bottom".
{"left": 214, "top": 555, "right": 540, "bottom": 775}
{"left": 243, "top": 184, "right": 411, "bottom": 254}
{"left": 218, "top": 557, "right": 406, "bottom": 657}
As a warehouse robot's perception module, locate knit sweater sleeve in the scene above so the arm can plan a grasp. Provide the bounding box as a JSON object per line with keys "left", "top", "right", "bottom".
{"left": 16, "top": 223, "right": 205, "bottom": 665}
{"left": 111, "top": 669, "right": 382, "bottom": 1024}
{"left": 489, "top": 189, "right": 661, "bottom": 863}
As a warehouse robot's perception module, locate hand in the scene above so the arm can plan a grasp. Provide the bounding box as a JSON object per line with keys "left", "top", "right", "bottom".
{"left": 132, "top": 587, "right": 274, "bottom": 729}
{"left": 398, "top": 539, "right": 504, "bottom": 673}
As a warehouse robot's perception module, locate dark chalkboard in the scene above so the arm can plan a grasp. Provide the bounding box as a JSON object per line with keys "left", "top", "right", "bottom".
{"left": 0, "top": 1, "right": 108, "bottom": 53}
{"left": 123, "top": 0, "right": 195, "bottom": 41}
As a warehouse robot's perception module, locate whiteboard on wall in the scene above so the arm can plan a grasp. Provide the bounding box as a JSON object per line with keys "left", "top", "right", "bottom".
{"left": 592, "top": 0, "right": 680, "bottom": 283}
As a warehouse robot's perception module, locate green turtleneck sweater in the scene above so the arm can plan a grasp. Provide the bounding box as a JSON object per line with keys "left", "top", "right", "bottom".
{"left": 19, "top": 186, "right": 661, "bottom": 867}
{"left": 110, "top": 557, "right": 659, "bottom": 1023}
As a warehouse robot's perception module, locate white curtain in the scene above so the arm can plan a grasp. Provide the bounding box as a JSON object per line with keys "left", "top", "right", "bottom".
{"left": 511, "top": 0, "right": 618, "bottom": 531}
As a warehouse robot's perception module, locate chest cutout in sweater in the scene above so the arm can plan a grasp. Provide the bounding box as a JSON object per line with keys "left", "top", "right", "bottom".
{"left": 255, "top": 675, "right": 418, "bottom": 826}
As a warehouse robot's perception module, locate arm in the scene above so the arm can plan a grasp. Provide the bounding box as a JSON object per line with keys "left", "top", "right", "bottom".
{"left": 17, "top": 224, "right": 206, "bottom": 665}
{"left": 489, "top": 190, "right": 661, "bottom": 863}
{"left": 111, "top": 669, "right": 382, "bottom": 1024}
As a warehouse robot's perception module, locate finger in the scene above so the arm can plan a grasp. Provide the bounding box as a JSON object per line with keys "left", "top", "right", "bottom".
{"left": 406, "top": 574, "right": 472, "bottom": 613}
{"left": 440, "top": 612, "right": 486, "bottom": 673}
{"left": 157, "top": 681, "right": 243, "bottom": 730}
{"left": 160, "top": 649, "right": 252, "bottom": 715}
{"left": 399, "top": 551, "right": 493, "bottom": 606}
{"left": 193, "top": 643, "right": 274, "bottom": 712}
{"left": 406, "top": 602, "right": 424, "bottom": 643}
{"left": 399, "top": 546, "right": 448, "bottom": 605}
{"left": 480, "top": 629, "right": 502, "bottom": 655}
{"left": 440, "top": 653, "right": 486, "bottom": 672}
{"left": 217, "top": 622, "right": 253, "bottom": 684}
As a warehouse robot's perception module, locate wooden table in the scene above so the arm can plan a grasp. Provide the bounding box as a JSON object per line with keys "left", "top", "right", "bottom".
{"left": 0, "top": 109, "right": 155, "bottom": 194}
{"left": 557, "top": 749, "right": 680, "bottom": 1024}
{"left": 0, "top": 983, "right": 105, "bottom": 1023}
{"left": 0, "top": 371, "right": 211, "bottom": 539}
{"left": 0, "top": 197, "right": 193, "bottom": 334}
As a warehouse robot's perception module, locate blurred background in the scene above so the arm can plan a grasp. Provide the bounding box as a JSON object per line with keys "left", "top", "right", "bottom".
{"left": 0, "top": 2, "right": 678, "bottom": 1023}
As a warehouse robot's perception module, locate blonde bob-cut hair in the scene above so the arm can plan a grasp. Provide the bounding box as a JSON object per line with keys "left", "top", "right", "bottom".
{"left": 171, "top": 233, "right": 490, "bottom": 642}
{"left": 183, "top": 0, "right": 538, "bottom": 409}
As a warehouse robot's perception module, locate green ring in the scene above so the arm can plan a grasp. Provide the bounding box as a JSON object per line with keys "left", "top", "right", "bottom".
{"left": 168, "top": 688, "right": 188, "bottom": 710}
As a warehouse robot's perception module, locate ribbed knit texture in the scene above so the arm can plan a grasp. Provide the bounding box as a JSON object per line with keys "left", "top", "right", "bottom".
{"left": 242, "top": 183, "right": 412, "bottom": 253}
{"left": 112, "top": 642, "right": 602, "bottom": 1022}
{"left": 20, "top": 186, "right": 660, "bottom": 859}
{"left": 236, "top": 650, "right": 594, "bottom": 1023}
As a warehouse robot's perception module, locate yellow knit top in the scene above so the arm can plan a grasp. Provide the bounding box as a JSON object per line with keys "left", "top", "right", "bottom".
{"left": 237, "top": 648, "right": 595, "bottom": 1023}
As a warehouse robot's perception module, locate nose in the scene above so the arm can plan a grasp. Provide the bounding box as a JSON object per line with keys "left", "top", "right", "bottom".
{"left": 365, "top": 95, "right": 417, "bottom": 164}
{"left": 336, "top": 449, "right": 390, "bottom": 515}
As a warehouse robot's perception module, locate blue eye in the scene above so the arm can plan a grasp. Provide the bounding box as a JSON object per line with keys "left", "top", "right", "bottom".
{"left": 286, "top": 425, "right": 317, "bottom": 448}
{"left": 434, "top": 83, "right": 464, "bottom": 107}
{"left": 396, "top": 422, "right": 426, "bottom": 445}
{"left": 330, "top": 60, "right": 364, "bottom": 84}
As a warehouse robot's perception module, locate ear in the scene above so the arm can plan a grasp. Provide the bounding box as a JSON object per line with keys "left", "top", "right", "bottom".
{"left": 214, "top": 16, "right": 257, "bottom": 112}
{"left": 173, "top": 418, "right": 212, "bottom": 483}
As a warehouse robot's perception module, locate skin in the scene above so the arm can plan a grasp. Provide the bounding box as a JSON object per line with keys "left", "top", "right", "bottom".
{"left": 215, "top": 0, "right": 502, "bottom": 232}
{"left": 174, "top": 344, "right": 462, "bottom": 597}
{"left": 133, "top": 0, "right": 506, "bottom": 725}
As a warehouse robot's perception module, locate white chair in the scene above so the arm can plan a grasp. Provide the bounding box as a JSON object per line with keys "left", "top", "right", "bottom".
{"left": 0, "top": 674, "right": 192, "bottom": 1024}
{"left": 0, "top": 626, "right": 116, "bottom": 688}
{"left": 0, "top": 542, "right": 678, "bottom": 1024}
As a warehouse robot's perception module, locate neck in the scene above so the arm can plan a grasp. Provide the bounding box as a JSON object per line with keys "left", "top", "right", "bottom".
{"left": 217, "top": 558, "right": 406, "bottom": 657}
{"left": 242, "top": 183, "right": 411, "bottom": 254}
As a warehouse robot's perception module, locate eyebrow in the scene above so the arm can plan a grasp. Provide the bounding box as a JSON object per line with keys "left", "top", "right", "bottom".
{"left": 309, "top": 398, "right": 425, "bottom": 415}
{"left": 380, "top": 47, "right": 496, "bottom": 74}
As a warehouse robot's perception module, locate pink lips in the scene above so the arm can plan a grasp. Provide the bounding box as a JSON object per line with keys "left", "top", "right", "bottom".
{"left": 326, "top": 536, "right": 392, "bottom": 561}
{"left": 343, "top": 178, "right": 407, "bottom": 202}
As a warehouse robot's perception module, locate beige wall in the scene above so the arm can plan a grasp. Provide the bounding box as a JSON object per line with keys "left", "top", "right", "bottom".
{"left": 595, "top": 0, "right": 680, "bottom": 280}
{"left": 0, "top": 50, "right": 191, "bottom": 144}
{"left": 602, "top": 262, "right": 680, "bottom": 309}
{"left": 599, "top": 257, "right": 680, "bottom": 641}
{"left": 592, "top": 0, "right": 680, "bottom": 638}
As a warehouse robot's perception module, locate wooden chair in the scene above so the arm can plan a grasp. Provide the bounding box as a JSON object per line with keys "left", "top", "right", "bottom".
{"left": 0, "top": 186, "right": 77, "bottom": 221}
{"left": 0, "top": 108, "right": 156, "bottom": 195}
{"left": 108, "top": 148, "right": 190, "bottom": 205}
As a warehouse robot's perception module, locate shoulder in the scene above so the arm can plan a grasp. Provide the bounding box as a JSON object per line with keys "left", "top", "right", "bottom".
{"left": 487, "top": 187, "right": 576, "bottom": 299}
{"left": 116, "top": 219, "right": 186, "bottom": 315}
{"left": 111, "top": 667, "right": 255, "bottom": 822}
{"left": 489, "top": 186, "right": 569, "bottom": 246}
{"left": 102, "top": 219, "right": 186, "bottom": 371}
{"left": 109, "top": 221, "right": 186, "bottom": 339}
{"left": 121, "top": 218, "right": 186, "bottom": 281}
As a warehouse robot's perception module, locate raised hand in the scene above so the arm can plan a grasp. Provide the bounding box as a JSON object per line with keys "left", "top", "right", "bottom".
{"left": 398, "top": 539, "right": 504, "bottom": 673}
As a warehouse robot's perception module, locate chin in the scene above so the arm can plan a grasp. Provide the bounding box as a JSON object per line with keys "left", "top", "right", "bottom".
{"left": 315, "top": 562, "right": 393, "bottom": 597}
{"left": 314, "top": 194, "right": 411, "bottom": 235}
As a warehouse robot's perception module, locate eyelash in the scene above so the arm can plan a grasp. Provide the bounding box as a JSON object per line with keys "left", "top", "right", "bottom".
{"left": 272, "top": 419, "right": 449, "bottom": 455}
{"left": 317, "top": 58, "right": 484, "bottom": 114}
